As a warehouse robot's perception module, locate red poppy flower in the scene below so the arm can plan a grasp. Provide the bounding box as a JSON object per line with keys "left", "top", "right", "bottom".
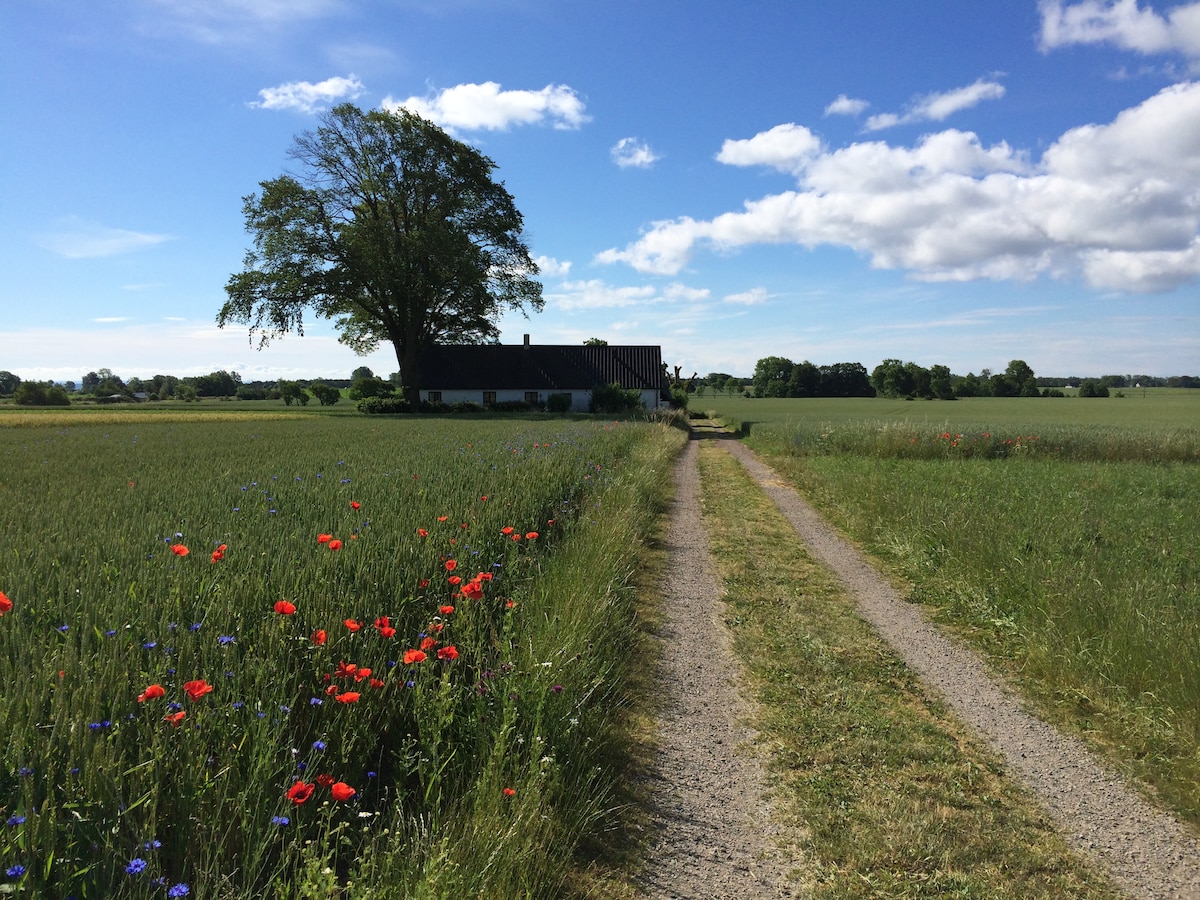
{"left": 311, "top": 629, "right": 327, "bottom": 645}
{"left": 325, "top": 684, "right": 338, "bottom": 695}
{"left": 170, "top": 544, "right": 189, "bottom": 556}
{"left": 478, "top": 572, "right": 493, "bottom": 581}
{"left": 448, "top": 575, "right": 461, "bottom": 585}
{"left": 418, "top": 579, "right": 430, "bottom": 589}
{"left": 500, "top": 526, "right": 515, "bottom": 535}
{"left": 328, "top": 539, "right": 343, "bottom": 551}
{"left": 274, "top": 600, "right": 296, "bottom": 615}
{"left": 374, "top": 616, "right": 390, "bottom": 630}
{"left": 437, "top": 516, "right": 448, "bottom": 522}
{"left": 183, "top": 679, "right": 213, "bottom": 701}
{"left": 420, "top": 636, "right": 437, "bottom": 651}
{"left": 525, "top": 532, "right": 539, "bottom": 540}
{"left": 211, "top": 549, "right": 225, "bottom": 563}
{"left": 334, "top": 661, "right": 358, "bottom": 679}
{"left": 138, "top": 683, "right": 165, "bottom": 703}
{"left": 350, "top": 501, "right": 361, "bottom": 510}
{"left": 403, "top": 649, "right": 426, "bottom": 664}
{"left": 316, "top": 773, "right": 335, "bottom": 787}
{"left": 287, "top": 781, "right": 315, "bottom": 804}
{"left": 437, "top": 645, "right": 459, "bottom": 661}
{"left": 331, "top": 782, "right": 356, "bottom": 802}
{"left": 0, "top": 591, "right": 13, "bottom": 616}
{"left": 344, "top": 619, "right": 361, "bottom": 632}
{"left": 165, "top": 711, "right": 186, "bottom": 726}
{"left": 510, "top": 533, "right": 521, "bottom": 541}
{"left": 354, "top": 667, "right": 372, "bottom": 682}
{"left": 335, "top": 691, "right": 360, "bottom": 703}
{"left": 369, "top": 678, "right": 385, "bottom": 689}
{"left": 438, "top": 605, "right": 455, "bottom": 615}
{"left": 502, "top": 787, "right": 516, "bottom": 797}
{"left": 505, "top": 600, "right": 516, "bottom": 609}
{"left": 317, "top": 534, "right": 332, "bottom": 544}
{"left": 444, "top": 559, "right": 457, "bottom": 572}
{"left": 460, "top": 581, "right": 483, "bottom": 601}
{"left": 379, "top": 625, "right": 396, "bottom": 638}
{"left": 417, "top": 528, "right": 428, "bottom": 538}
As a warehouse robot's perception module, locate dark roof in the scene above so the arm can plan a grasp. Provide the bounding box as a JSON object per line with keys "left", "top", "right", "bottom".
{"left": 418, "top": 344, "right": 667, "bottom": 394}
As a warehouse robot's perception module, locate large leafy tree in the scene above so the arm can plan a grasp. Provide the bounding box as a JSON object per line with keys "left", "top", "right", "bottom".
{"left": 218, "top": 104, "right": 543, "bottom": 404}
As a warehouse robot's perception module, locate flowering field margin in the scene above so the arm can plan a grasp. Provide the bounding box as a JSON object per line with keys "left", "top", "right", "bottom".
{"left": 0, "top": 417, "right": 685, "bottom": 898}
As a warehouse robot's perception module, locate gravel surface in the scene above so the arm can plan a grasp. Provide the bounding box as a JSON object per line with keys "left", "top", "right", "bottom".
{"left": 642, "top": 429, "right": 1200, "bottom": 899}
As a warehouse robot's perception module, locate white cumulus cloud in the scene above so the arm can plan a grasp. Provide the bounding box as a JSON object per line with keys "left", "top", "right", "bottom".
{"left": 825, "top": 94, "right": 870, "bottom": 116}
{"left": 598, "top": 81, "right": 1200, "bottom": 293}
{"left": 1039, "top": 0, "right": 1200, "bottom": 56}
{"left": 383, "top": 82, "right": 589, "bottom": 132}
{"left": 250, "top": 75, "right": 365, "bottom": 114}
{"left": 534, "top": 255, "right": 572, "bottom": 278}
{"left": 716, "top": 123, "right": 823, "bottom": 174}
{"left": 611, "top": 137, "right": 661, "bottom": 168}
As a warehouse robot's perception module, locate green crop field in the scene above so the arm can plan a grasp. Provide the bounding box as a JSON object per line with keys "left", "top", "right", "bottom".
{"left": 703, "top": 392, "right": 1200, "bottom": 828}
{"left": 0, "top": 414, "right": 684, "bottom": 898}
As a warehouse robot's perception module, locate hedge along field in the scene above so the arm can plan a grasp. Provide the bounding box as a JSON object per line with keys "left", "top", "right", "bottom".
{"left": 0, "top": 415, "right": 685, "bottom": 898}
{"left": 711, "top": 395, "right": 1200, "bottom": 829}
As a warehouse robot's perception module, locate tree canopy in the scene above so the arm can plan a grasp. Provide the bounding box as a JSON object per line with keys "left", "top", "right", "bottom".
{"left": 218, "top": 103, "right": 543, "bottom": 404}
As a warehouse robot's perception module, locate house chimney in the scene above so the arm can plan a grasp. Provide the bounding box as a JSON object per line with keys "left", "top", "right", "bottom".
{"left": 523, "top": 334, "right": 530, "bottom": 348}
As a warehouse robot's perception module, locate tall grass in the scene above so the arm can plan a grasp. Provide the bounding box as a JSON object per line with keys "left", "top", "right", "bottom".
{"left": 0, "top": 417, "right": 684, "bottom": 898}
{"left": 738, "top": 419, "right": 1200, "bottom": 826}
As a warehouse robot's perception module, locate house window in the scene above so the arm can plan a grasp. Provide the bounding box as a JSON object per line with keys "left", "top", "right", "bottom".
{"left": 525, "top": 391, "right": 540, "bottom": 404}
{"left": 483, "top": 391, "right": 497, "bottom": 406}
{"left": 427, "top": 391, "right": 442, "bottom": 403}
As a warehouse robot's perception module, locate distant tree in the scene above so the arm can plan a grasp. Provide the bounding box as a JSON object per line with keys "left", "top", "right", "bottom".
{"left": 309, "top": 382, "right": 341, "bottom": 406}
{"left": 870, "top": 359, "right": 914, "bottom": 398}
{"left": 348, "top": 377, "right": 393, "bottom": 401}
{"left": 277, "top": 380, "right": 309, "bottom": 406}
{"left": 81, "top": 371, "right": 100, "bottom": 392}
{"left": 788, "top": 360, "right": 822, "bottom": 397}
{"left": 190, "top": 369, "right": 242, "bottom": 398}
{"left": 235, "top": 385, "right": 270, "bottom": 401}
{"left": 350, "top": 366, "right": 375, "bottom": 382}
{"left": 219, "top": 103, "right": 543, "bottom": 406}
{"left": 583, "top": 337, "right": 608, "bottom": 345}
{"left": 0, "top": 371, "right": 20, "bottom": 396}
{"left": 14, "top": 381, "right": 69, "bottom": 406}
{"left": 752, "top": 356, "right": 794, "bottom": 398}
{"left": 1078, "top": 380, "right": 1109, "bottom": 398}
{"left": 929, "top": 364, "right": 955, "bottom": 400}
{"left": 175, "top": 383, "right": 198, "bottom": 402}
{"left": 820, "top": 362, "right": 874, "bottom": 397}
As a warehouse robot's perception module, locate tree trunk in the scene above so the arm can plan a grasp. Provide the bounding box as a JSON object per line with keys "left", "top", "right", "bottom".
{"left": 397, "top": 343, "right": 421, "bottom": 408}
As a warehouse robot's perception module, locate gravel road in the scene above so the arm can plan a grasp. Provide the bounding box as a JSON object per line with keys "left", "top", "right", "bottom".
{"left": 641, "top": 430, "right": 1200, "bottom": 899}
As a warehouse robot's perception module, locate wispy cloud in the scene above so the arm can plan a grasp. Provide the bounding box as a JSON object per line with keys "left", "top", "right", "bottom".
{"left": 35, "top": 217, "right": 173, "bottom": 259}
{"left": 600, "top": 81, "right": 1200, "bottom": 293}
{"left": 611, "top": 137, "right": 661, "bottom": 168}
{"left": 250, "top": 75, "right": 365, "bottom": 113}
{"left": 546, "top": 279, "right": 708, "bottom": 311}
{"left": 1039, "top": 0, "right": 1200, "bottom": 57}
{"left": 383, "top": 82, "right": 589, "bottom": 133}
{"left": 138, "top": 0, "right": 344, "bottom": 44}
{"left": 723, "top": 287, "right": 769, "bottom": 305}
{"left": 864, "top": 78, "right": 1006, "bottom": 131}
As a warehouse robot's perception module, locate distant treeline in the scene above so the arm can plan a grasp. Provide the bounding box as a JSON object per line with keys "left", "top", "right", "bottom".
{"left": 695, "top": 358, "right": 1200, "bottom": 400}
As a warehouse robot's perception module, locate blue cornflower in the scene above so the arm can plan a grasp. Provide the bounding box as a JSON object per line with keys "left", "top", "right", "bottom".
{"left": 16, "top": 767, "right": 32, "bottom": 777}
{"left": 167, "top": 884, "right": 190, "bottom": 897}
{"left": 105, "top": 629, "right": 117, "bottom": 637}
{"left": 143, "top": 839, "right": 162, "bottom": 851}
{"left": 6, "top": 815, "right": 25, "bottom": 826}
{"left": 232, "top": 701, "right": 244, "bottom": 710}
{"left": 279, "top": 705, "right": 290, "bottom": 714}
{"left": 6, "top": 866, "right": 26, "bottom": 878}
{"left": 309, "top": 697, "right": 323, "bottom": 706}
{"left": 271, "top": 815, "right": 290, "bottom": 826}
{"left": 58, "top": 624, "right": 69, "bottom": 632}
{"left": 125, "top": 858, "right": 147, "bottom": 875}
{"left": 190, "top": 622, "right": 202, "bottom": 632}
{"left": 312, "top": 740, "right": 326, "bottom": 751}
{"left": 366, "top": 770, "right": 377, "bottom": 778}
{"left": 218, "top": 635, "right": 235, "bottom": 645}
{"left": 143, "top": 641, "right": 157, "bottom": 650}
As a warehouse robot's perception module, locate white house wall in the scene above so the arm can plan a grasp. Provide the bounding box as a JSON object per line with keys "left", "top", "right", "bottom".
{"left": 421, "top": 389, "right": 664, "bottom": 411}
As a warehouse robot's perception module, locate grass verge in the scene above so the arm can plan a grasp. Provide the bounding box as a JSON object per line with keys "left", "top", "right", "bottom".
{"left": 695, "top": 438, "right": 1121, "bottom": 898}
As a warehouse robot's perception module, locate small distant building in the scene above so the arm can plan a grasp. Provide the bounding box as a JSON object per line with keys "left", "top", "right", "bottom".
{"left": 416, "top": 335, "right": 670, "bottom": 412}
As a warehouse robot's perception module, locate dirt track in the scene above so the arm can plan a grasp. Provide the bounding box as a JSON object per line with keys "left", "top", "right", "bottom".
{"left": 640, "top": 429, "right": 1200, "bottom": 899}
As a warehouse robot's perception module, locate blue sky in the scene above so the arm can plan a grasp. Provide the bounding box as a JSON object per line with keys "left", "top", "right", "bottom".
{"left": 3, "top": 0, "right": 1199, "bottom": 383}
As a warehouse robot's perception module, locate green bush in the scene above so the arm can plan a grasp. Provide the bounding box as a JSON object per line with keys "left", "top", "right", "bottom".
{"left": 13, "top": 381, "right": 70, "bottom": 406}
{"left": 357, "top": 396, "right": 412, "bottom": 414}
{"left": 309, "top": 382, "right": 341, "bottom": 406}
{"left": 589, "top": 382, "right": 642, "bottom": 414}
{"left": 547, "top": 393, "right": 572, "bottom": 413}
{"left": 349, "top": 377, "right": 394, "bottom": 401}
